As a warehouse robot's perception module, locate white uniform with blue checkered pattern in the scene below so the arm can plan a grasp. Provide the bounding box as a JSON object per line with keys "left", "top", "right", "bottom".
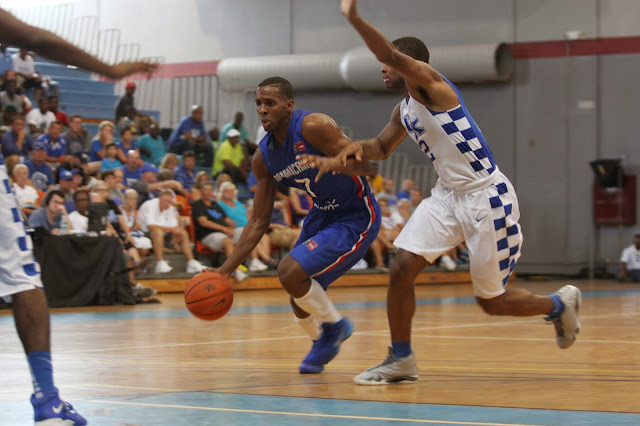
{"left": 393, "top": 77, "right": 522, "bottom": 298}
{"left": 0, "top": 155, "right": 43, "bottom": 299}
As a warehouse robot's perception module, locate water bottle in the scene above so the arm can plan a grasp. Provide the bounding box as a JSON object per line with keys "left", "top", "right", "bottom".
{"left": 59, "top": 216, "right": 68, "bottom": 235}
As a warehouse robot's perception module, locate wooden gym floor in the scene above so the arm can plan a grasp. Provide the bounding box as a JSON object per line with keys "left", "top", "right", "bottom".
{"left": 1, "top": 278, "right": 639, "bottom": 425}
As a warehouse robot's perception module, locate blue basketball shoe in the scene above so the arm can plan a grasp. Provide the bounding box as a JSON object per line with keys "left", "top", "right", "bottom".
{"left": 299, "top": 317, "right": 354, "bottom": 374}
{"left": 32, "top": 393, "right": 87, "bottom": 425}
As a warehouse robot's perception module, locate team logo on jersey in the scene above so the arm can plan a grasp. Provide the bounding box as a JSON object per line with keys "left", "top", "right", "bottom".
{"left": 404, "top": 117, "right": 425, "bottom": 139}
{"left": 293, "top": 141, "right": 306, "bottom": 152}
{"left": 305, "top": 239, "right": 318, "bottom": 251}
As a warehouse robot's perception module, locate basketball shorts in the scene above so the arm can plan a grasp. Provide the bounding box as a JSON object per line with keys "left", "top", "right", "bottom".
{"left": 0, "top": 163, "right": 43, "bottom": 299}
{"left": 289, "top": 195, "right": 380, "bottom": 289}
{"left": 394, "top": 173, "right": 522, "bottom": 299}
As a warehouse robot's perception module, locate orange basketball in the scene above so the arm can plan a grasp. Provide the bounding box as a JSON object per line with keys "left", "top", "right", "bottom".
{"left": 184, "top": 271, "right": 234, "bottom": 321}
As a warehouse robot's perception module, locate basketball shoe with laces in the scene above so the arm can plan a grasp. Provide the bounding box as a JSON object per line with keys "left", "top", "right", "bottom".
{"left": 354, "top": 347, "right": 418, "bottom": 385}
{"left": 32, "top": 393, "right": 87, "bottom": 425}
{"left": 299, "top": 317, "right": 353, "bottom": 374}
{"left": 545, "top": 284, "right": 582, "bottom": 349}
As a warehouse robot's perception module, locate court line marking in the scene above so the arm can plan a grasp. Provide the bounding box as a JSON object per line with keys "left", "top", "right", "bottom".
{"left": 87, "top": 399, "right": 542, "bottom": 426}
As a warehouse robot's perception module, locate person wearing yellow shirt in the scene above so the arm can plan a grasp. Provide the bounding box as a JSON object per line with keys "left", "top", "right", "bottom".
{"left": 212, "top": 128, "right": 248, "bottom": 183}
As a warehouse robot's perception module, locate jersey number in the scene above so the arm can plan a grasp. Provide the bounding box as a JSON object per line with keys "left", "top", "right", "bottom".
{"left": 419, "top": 140, "right": 436, "bottom": 162}
{"left": 294, "top": 178, "right": 317, "bottom": 198}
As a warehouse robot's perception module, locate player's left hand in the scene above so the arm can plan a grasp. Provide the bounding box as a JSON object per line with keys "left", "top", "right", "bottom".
{"left": 108, "top": 60, "right": 159, "bottom": 80}
{"left": 297, "top": 154, "right": 339, "bottom": 182}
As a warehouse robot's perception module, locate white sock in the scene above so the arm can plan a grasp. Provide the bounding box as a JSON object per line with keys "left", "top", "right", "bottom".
{"left": 295, "top": 314, "right": 322, "bottom": 340}
{"left": 293, "top": 279, "right": 342, "bottom": 324}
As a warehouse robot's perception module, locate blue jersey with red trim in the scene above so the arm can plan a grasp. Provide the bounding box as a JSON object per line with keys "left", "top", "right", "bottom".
{"left": 258, "top": 110, "right": 373, "bottom": 212}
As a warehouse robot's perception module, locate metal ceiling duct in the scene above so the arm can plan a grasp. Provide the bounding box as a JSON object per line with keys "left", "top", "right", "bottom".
{"left": 218, "top": 43, "right": 513, "bottom": 92}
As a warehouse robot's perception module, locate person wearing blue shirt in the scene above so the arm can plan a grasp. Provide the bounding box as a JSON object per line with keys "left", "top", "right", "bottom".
{"left": 136, "top": 123, "right": 166, "bottom": 166}
{"left": 174, "top": 150, "right": 196, "bottom": 192}
{"left": 100, "top": 142, "right": 122, "bottom": 172}
{"left": 1, "top": 115, "right": 32, "bottom": 172}
{"left": 116, "top": 126, "right": 137, "bottom": 158}
{"left": 24, "top": 141, "right": 54, "bottom": 191}
{"left": 37, "top": 121, "right": 67, "bottom": 164}
{"left": 0, "top": 45, "right": 13, "bottom": 79}
{"left": 168, "top": 105, "right": 213, "bottom": 168}
{"left": 120, "top": 150, "right": 142, "bottom": 187}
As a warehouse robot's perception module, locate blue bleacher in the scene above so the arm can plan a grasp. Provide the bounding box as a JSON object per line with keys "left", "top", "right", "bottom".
{"left": 5, "top": 47, "right": 160, "bottom": 125}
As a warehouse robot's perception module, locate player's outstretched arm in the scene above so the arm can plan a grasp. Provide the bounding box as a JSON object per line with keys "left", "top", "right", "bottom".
{"left": 341, "top": 0, "right": 456, "bottom": 108}
{"left": 217, "top": 151, "right": 277, "bottom": 277}
{"left": 0, "top": 8, "right": 158, "bottom": 80}
{"left": 297, "top": 113, "right": 374, "bottom": 182}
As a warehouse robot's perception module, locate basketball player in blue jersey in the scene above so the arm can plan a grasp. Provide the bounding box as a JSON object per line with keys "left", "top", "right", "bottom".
{"left": 300, "top": 0, "right": 582, "bottom": 385}
{"left": 215, "top": 76, "right": 381, "bottom": 374}
{"left": 0, "top": 8, "right": 157, "bottom": 425}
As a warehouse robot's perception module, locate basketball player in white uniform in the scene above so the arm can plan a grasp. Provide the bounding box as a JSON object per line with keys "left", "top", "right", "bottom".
{"left": 0, "top": 8, "right": 156, "bottom": 424}
{"left": 300, "top": 0, "right": 582, "bottom": 385}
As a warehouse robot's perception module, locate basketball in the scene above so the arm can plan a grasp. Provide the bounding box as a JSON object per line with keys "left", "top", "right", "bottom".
{"left": 184, "top": 271, "right": 234, "bottom": 321}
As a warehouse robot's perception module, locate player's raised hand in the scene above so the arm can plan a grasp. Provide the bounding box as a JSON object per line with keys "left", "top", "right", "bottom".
{"left": 340, "top": 0, "right": 359, "bottom": 21}
{"left": 108, "top": 60, "right": 159, "bottom": 80}
{"left": 296, "top": 154, "right": 339, "bottom": 182}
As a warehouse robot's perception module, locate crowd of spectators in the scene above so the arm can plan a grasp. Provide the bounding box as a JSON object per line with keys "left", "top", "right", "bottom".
{"left": 1, "top": 48, "right": 465, "bottom": 300}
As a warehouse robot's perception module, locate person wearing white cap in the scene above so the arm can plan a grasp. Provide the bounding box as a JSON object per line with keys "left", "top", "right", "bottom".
{"left": 211, "top": 127, "right": 248, "bottom": 182}
{"left": 167, "top": 105, "right": 214, "bottom": 168}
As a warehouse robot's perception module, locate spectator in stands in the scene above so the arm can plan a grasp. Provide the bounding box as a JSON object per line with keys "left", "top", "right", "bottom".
{"left": 89, "top": 120, "right": 115, "bottom": 162}
{"left": 120, "top": 151, "right": 143, "bottom": 188}
{"left": 212, "top": 128, "right": 248, "bottom": 183}
{"left": 409, "top": 187, "right": 423, "bottom": 214}
{"left": 26, "top": 96, "right": 55, "bottom": 137}
{"left": 396, "top": 178, "right": 414, "bottom": 200}
{"left": 49, "top": 168, "right": 75, "bottom": 203}
{"left": 90, "top": 181, "right": 156, "bottom": 298}
{"left": 0, "top": 44, "right": 13, "bottom": 79}
{"left": 137, "top": 189, "right": 206, "bottom": 274}
{"left": 137, "top": 123, "right": 166, "bottom": 166}
{"left": 220, "top": 111, "right": 256, "bottom": 155}
{"left": 120, "top": 188, "right": 152, "bottom": 253}
{"left": 214, "top": 172, "right": 231, "bottom": 199}
{"left": 1, "top": 114, "right": 32, "bottom": 174}
{"left": 618, "top": 232, "right": 640, "bottom": 282}
{"left": 12, "top": 48, "right": 44, "bottom": 101}
{"left": 101, "top": 169, "right": 124, "bottom": 205}
{"left": 28, "top": 189, "right": 72, "bottom": 233}
{"left": 377, "top": 178, "right": 399, "bottom": 206}
{"left": 129, "top": 162, "right": 184, "bottom": 207}
{"left": 391, "top": 198, "right": 412, "bottom": 227}
{"left": 116, "top": 126, "right": 137, "bottom": 160}
{"left": 157, "top": 167, "right": 190, "bottom": 199}
{"left": 25, "top": 141, "right": 53, "bottom": 192}
{"left": 368, "top": 162, "right": 384, "bottom": 194}
{"left": 190, "top": 170, "right": 212, "bottom": 203}
{"left": 100, "top": 142, "right": 122, "bottom": 172}
{"left": 1, "top": 77, "right": 29, "bottom": 116}
{"left": 62, "top": 115, "right": 87, "bottom": 159}
{"left": 209, "top": 126, "right": 221, "bottom": 152}
{"left": 47, "top": 95, "right": 68, "bottom": 127}
{"left": 289, "top": 186, "right": 311, "bottom": 227}
{"left": 121, "top": 150, "right": 142, "bottom": 188}
{"left": 191, "top": 181, "right": 249, "bottom": 281}
{"left": 67, "top": 189, "right": 89, "bottom": 232}
{"left": 37, "top": 121, "right": 67, "bottom": 165}
{"left": 12, "top": 163, "right": 39, "bottom": 217}
{"left": 115, "top": 80, "right": 136, "bottom": 124}
{"left": 175, "top": 150, "right": 196, "bottom": 192}
{"left": 160, "top": 152, "right": 180, "bottom": 172}
{"left": 215, "top": 181, "right": 271, "bottom": 272}
{"left": 168, "top": 105, "right": 213, "bottom": 167}
{"left": 369, "top": 197, "right": 397, "bottom": 272}
{"left": 1, "top": 103, "right": 17, "bottom": 126}
{"left": 269, "top": 200, "right": 302, "bottom": 251}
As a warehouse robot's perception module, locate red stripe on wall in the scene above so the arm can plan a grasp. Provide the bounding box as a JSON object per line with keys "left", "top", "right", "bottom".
{"left": 510, "top": 36, "right": 640, "bottom": 59}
